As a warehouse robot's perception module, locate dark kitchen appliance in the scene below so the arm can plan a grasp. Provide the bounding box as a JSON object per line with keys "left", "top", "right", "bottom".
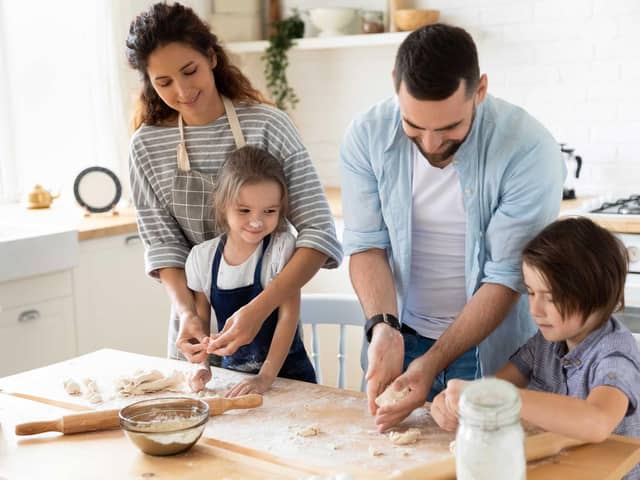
{"left": 560, "top": 143, "right": 582, "bottom": 200}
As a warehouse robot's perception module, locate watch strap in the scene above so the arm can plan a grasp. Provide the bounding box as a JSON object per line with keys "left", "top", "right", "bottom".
{"left": 365, "top": 313, "right": 401, "bottom": 343}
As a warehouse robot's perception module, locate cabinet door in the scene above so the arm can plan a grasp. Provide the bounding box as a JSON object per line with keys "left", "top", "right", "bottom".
{"left": 0, "top": 296, "right": 75, "bottom": 377}
{"left": 74, "top": 234, "right": 171, "bottom": 357}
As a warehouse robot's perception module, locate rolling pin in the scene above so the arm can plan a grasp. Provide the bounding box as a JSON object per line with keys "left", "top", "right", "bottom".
{"left": 15, "top": 394, "right": 262, "bottom": 436}
{"left": 390, "top": 431, "right": 587, "bottom": 480}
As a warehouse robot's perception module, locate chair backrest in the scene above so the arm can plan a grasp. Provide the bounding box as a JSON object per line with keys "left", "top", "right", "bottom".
{"left": 300, "top": 293, "right": 365, "bottom": 391}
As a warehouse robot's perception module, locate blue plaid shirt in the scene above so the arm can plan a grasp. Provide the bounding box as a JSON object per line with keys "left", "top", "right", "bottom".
{"left": 510, "top": 317, "right": 640, "bottom": 479}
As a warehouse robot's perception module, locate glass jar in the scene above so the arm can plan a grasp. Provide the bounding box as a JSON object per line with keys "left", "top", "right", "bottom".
{"left": 455, "top": 378, "right": 525, "bottom": 480}
{"left": 360, "top": 10, "right": 384, "bottom": 34}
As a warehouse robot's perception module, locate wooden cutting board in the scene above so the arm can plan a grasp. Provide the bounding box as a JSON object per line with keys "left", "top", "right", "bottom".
{"left": 2, "top": 349, "right": 640, "bottom": 479}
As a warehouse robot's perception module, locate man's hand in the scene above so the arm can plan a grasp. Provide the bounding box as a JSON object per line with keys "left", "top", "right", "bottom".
{"left": 430, "top": 379, "right": 470, "bottom": 431}
{"left": 175, "top": 313, "right": 209, "bottom": 363}
{"left": 207, "top": 304, "right": 263, "bottom": 356}
{"left": 374, "top": 358, "right": 435, "bottom": 432}
{"left": 366, "top": 323, "right": 405, "bottom": 416}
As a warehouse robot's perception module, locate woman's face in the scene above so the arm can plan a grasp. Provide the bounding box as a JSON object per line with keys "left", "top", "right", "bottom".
{"left": 146, "top": 42, "right": 218, "bottom": 125}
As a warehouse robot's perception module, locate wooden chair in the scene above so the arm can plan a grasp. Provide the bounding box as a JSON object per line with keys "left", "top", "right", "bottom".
{"left": 300, "top": 293, "right": 365, "bottom": 391}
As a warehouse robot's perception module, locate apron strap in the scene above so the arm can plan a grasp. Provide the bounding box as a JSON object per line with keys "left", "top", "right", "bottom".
{"left": 176, "top": 96, "right": 245, "bottom": 171}
{"left": 176, "top": 113, "right": 191, "bottom": 171}
{"left": 222, "top": 96, "right": 246, "bottom": 149}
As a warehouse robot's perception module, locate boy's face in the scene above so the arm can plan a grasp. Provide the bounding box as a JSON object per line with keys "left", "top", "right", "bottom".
{"left": 523, "top": 262, "right": 601, "bottom": 350}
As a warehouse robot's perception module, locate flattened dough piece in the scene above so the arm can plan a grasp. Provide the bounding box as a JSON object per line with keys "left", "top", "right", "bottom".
{"left": 375, "top": 385, "right": 410, "bottom": 408}
{"left": 296, "top": 424, "right": 321, "bottom": 437}
{"left": 63, "top": 378, "right": 81, "bottom": 396}
{"left": 388, "top": 428, "right": 421, "bottom": 445}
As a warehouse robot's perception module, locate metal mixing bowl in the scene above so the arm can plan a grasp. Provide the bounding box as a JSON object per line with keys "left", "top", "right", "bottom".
{"left": 119, "top": 397, "right": 209, "bottom": 456}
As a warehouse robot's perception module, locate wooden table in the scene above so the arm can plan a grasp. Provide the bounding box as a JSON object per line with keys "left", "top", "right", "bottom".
{"left": 1, "top": 349, "right": 639, "bottom": 479}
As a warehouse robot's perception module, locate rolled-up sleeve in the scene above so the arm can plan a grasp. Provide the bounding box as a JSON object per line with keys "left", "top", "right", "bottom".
{"left": 508, "top": 332, "right": 539, "bottom": 381}
{"left": 339, "top": 117, "right": 390, "bottom": 256}
{"left": 592, "top": 354, "right": 640, "bottom": 416}
{"left": 129, "top": 140, "right": 191, "bottom": 278}
{"left": 483, "top": 139, "right": 564, "bottom": 293}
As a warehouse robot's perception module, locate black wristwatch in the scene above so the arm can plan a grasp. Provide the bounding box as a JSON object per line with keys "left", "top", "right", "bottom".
{"left": 365, "top": 313, "right": 401, "bottom": 343}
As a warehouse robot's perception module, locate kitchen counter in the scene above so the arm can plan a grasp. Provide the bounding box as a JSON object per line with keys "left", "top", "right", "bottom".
{"left": 3, "top": 190, "right": 639, "bottom": 244}
{"left": 1, "top": 349, "right": 640, "bottom": 479}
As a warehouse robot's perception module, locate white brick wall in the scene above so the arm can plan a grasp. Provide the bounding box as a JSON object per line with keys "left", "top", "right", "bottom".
{"left": 233, "top": 0, "right": 640, "bottom": 195}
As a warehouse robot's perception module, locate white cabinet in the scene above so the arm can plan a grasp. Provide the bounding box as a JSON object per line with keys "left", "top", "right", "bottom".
{"left": 73, "top": 233, "right": 171, "bottom": 357}
{"left": 0, "top": 271, "right": 76, "bottom": 376}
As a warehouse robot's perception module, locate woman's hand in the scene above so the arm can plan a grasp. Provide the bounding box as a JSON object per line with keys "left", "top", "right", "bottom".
{"left": 189, "top": 363, "right": 212, "bottom": 392}
{"left": 225, "top": 372, "right": 275, "bottom": 398}
{"left": 207, "top": 304, "right": 263, "bottom": 356}
{"left": 176, "top": 312, "right": 209, "bottom": 363}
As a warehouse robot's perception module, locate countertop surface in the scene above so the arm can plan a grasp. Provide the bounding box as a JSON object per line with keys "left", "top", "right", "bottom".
{"left": 1, "top": 349, "right": 640, "bottom": 479}
{"left": 2, "top": 189, "right": 639, "bottom": 244}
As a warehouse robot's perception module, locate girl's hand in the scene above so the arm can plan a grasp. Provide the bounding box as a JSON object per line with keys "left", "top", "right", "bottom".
{"left": 207, "top": 304, "right": 263, "bottom": 356}
{"left": 188, "top": 363, "right": 212, "bottom": 393}
{"left": 225, "top": 373, "right": 275, "bottom": 398}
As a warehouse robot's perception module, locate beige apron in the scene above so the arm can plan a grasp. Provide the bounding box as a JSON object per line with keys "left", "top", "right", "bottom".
{"left": 168, "top": 96, "right": 246, "bottom": 360}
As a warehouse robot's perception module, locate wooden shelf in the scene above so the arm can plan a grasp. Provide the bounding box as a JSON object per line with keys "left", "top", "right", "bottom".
{"left": 226, "top": 31, "right": 410, "bottom": 54}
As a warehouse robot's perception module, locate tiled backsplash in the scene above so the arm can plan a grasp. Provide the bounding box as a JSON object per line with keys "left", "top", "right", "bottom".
{"left": 232, "top": 0, "right": 640, "bottom": 194}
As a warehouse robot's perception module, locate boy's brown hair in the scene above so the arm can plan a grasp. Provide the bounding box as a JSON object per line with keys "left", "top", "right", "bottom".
{"left": 213, "top": 145, "right": 289, "bottom": 234}
{"left": 522, "top": 217, "right": 628, "bottom": 325}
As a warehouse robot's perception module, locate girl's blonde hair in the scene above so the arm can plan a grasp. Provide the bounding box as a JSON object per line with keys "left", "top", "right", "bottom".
{"left": 214, "top": 146, "right": 289, "bottom": 234}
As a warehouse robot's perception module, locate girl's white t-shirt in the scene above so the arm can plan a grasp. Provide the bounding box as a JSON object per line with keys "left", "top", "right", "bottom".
{"left": 185, "top": 230, "right": 296, "bottom": 332}
{"left": 186, "top": 230, "right": 296, "bottom": 293}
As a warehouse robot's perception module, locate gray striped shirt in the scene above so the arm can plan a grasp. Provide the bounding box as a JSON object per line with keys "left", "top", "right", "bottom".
{"left": 129, "top": 102, "right": 342, "bottom": 277}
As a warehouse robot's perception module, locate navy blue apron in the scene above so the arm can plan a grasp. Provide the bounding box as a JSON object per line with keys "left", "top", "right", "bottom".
{"left": 210, "top": 234, "right": 316, "bottom": 383}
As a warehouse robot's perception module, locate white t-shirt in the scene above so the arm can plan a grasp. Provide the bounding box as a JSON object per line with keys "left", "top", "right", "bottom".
{"left": 403, "top": 146, "right": 467, "bottom": 339}
{"left": 185, "top": 231, "right": 296, "bottom": 331}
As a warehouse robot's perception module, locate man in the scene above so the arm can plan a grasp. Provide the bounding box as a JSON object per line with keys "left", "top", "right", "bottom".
{"left": 339, "top": 24, "right": 565, "bottom": 431}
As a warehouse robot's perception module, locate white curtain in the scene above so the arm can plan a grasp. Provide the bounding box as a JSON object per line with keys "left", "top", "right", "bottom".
{"left": 0, "top": 0, "right": 212, "bottom": 205}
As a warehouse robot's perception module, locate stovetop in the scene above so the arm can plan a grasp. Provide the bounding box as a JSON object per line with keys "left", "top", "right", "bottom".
{"left": 590, "top": 195, "right": 640, "bottom": 215}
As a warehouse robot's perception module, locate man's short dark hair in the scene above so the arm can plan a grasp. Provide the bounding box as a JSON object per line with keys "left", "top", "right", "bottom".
{"left": 394, "top": 23, "right": 480, "bottom": 101}
{"left": 522, "top": 217, "right": 628, "bottom": 326}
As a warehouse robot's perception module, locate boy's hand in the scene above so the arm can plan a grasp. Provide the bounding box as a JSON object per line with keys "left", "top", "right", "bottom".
{"left": 225, "top": 373, "right": 275, "bottom": 398}
{"left": 430, "top": 379, "right": 470, "bottom": 431}
{"left": 188, "top": 363, "right": 212, "bottom": 393}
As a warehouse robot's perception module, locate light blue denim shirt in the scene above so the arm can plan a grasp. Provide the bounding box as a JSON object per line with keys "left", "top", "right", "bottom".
{"left": 339, "top": 94, "right": 566, "bottom": 375}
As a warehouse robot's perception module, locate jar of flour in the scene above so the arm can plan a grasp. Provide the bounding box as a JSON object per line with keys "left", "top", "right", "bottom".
{"left": 455, "top": 378, "right": 525, "bottom": 480}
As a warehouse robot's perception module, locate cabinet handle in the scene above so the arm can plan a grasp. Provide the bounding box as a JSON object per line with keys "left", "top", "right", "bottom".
{"left": 18, "top": 309, "right": 41, "bottom": 323}
{"left": 124, "top": 234, "right": 141, "bottom": 246}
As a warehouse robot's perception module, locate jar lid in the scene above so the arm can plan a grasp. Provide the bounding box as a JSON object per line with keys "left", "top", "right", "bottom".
{"left": 458, "top": 378, "right": 521, "bottom": 430}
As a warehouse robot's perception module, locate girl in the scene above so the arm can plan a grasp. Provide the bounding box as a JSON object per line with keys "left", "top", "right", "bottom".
{"left": 431, "top": 217, "right": 640, "bottom": 479}
{"left": 125, "top": 3, "right": 341, "bottom": 364}
{"left": 185, "top": 146, "right": 316, "bottom": 396}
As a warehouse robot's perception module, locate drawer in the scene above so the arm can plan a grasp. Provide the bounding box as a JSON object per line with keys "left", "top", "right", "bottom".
{"left": 0, "top": 270, "right": 72, "bottom": 310}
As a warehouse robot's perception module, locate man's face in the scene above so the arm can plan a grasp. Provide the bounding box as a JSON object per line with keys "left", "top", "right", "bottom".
{"left": 397, "top": 76, "right": 486, "bottom": 168}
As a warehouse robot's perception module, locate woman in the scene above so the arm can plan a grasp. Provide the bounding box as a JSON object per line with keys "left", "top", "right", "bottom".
{"left": 125, "top": 3, "right": 341, "bottom": 362}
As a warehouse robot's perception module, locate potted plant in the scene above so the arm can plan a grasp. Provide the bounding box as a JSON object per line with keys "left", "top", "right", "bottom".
{"left": 262, "top": 11, "right": 304, "bottom": 111}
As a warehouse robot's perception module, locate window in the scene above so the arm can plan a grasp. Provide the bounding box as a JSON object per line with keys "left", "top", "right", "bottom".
{"left": 0, "top": 1, "right": 130, "bottom": 204}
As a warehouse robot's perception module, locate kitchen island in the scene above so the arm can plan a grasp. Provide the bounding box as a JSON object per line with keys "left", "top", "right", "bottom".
{"left": 1, "top": 349, "right": 639, "bottom": 479}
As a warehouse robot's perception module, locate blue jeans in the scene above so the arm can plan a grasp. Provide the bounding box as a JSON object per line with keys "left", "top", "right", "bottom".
{"left": 402, "top": 325, "right": 480, "bottom": 401}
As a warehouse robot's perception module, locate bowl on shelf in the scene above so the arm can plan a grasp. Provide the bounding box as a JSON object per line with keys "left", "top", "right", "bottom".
{"left": 119, "top": 397, "right": 209, "bottom": 456}
{"left": 394, "top": 9, "right": 440, "bottom": 32}
{"left": 308, "top": 7, "right": 357, "bottom": 37}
